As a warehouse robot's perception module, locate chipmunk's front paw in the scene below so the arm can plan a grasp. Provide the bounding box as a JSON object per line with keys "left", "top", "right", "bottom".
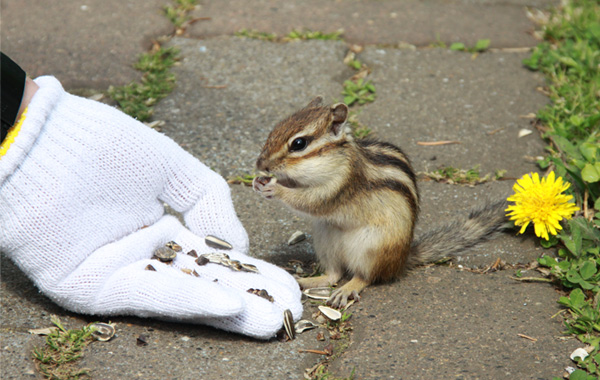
{"left": 253, "top": 176, "right": 278, "bottom": 199}
{"left": 328, "top": 288, "right": 360, "bottom": 309}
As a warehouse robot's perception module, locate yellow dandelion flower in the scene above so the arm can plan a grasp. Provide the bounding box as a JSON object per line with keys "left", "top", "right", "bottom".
{"left": 505, "top": 171, "right": 579, "bottom": 241}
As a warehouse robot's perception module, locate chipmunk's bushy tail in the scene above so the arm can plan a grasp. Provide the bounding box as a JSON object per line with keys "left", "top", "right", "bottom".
{"left": 408, "top": 199, "right": 510, "bottom": 267}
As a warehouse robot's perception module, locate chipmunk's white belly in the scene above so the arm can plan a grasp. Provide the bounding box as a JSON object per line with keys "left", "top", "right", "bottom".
{"left": 312, "top": 220, "right": 381, "bottom": 278}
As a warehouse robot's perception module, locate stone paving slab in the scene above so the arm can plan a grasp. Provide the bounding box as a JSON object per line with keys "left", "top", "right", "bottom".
{"left": 330, "top": 265, "right": 578, "bottom": 379}
{"left": 189, "top": 0, "right": 558, "bottom": 48}
{"left": 1, "top": 0, "right": 173, "bottom": 89}
{"left": 0, "top": 0, "right": 580, "bottom": 379}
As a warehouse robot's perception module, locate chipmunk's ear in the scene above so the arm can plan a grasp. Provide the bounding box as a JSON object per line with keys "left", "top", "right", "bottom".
{"left": 306, "top": 96, "right": 324, "bottom": 108}
{"left": 330, "top": 103, "right": 348, "bottom": 136}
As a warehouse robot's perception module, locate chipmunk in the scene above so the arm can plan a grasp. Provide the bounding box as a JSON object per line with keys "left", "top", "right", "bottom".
{"left": 253, "top": 96, "right": 508, "bottom": 308}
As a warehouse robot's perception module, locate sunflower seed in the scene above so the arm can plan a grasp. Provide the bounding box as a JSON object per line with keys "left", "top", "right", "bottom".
{"left": 287, "top": 230, "right": 306, "bottom": 245}
{"left": 247, "top": 288, "right": 274, "bottom": 302}
{"left": 165, "top": 241, "right": 182, "bottom": 252}
{"left": 205, "top": 235, "right": 233, "bottom": 250}
{"left": 283, "top": 309, "right": 295, "bottom": 340}
{"left": 240, "top": 263, "right": 259, "bottom": 274}
{"left": 196, "top": 256, "right": 210, "bottom": 266}
{"left": 154, "top": 247, "right": 177, "bottom": 262}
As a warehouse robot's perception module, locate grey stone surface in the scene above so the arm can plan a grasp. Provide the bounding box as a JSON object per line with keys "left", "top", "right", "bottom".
{"left": 1, "top": 0, "right": 173, "bottom": 89}
{"left": 189, "top": 0, "right": 558, "bottom": 48}
{"left": 330, "top": 266, "right": 578, "bottom": 379}
{"left": 0, "top": 1, "right": 579, "bottom": 379}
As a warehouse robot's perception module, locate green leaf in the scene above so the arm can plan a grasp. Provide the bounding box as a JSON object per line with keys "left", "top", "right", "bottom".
{"left": 580, "top": 142, "right": 598, "bottom": 163}
{"left": 450, "top": 42, "right": 466, "bottom": 51}
{"left": 579, "top": 280, "right": 595, "bottom": 290}
{"left": 582, "top": 163, "right": 600, "bottom": 183}
{"left": 541, "top": 235, "right": 559, "bottom": 248}
{"left": 567, "top": 269, "right": 583, "bottom": 284}
{"left": 569, "top": 369, "right": 591, "bottom": 380}
{"left": 474, "top": 39, "right": 491, "bottom": 52}
{"left": 538, "top": 255, "right": 558, "bottom": 267}
{"left": 344, "top": 96, "right": 356, "bottom": 106}
{"left": 580, "top": 261, "right": 598, "bottom": 280}
{"left": 559, "top": 56, "right": 579, "bottom": 68}
{"left": 553, "top": 135, "right": 583, "bottom": 160}
{"left": 569, "top": 288, "right": 587, "bottom": 309}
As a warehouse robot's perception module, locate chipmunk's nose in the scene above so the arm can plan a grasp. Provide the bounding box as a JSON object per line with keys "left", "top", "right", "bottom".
{"left": 256, "top": 156, "right": 269, "bottom": 172}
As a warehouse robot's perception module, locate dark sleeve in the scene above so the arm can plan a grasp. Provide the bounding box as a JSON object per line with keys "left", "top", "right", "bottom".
{"left": 1, "top": 52, "right": 27, "bottom": 143}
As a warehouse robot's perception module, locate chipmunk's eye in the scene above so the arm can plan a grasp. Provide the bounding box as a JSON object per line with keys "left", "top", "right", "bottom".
{"left": 289, "top": 137, "right": 308, "bottom": 152}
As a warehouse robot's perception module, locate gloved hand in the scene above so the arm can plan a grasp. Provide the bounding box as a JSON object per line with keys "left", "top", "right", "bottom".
{"left": 0, "top": 76, "right": 302, "bottom": 339}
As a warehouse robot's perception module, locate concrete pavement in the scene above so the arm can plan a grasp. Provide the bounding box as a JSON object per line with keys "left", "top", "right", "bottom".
{"left": 2, "top": 1, "right": 576, "bottom": 379}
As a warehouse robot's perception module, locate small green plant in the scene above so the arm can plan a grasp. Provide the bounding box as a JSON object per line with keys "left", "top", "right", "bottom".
{"left": 235, "top": 29, "right": 278, "bottom": 41}
{"left": 227, "top": 172, "right": 258, "bottom": 186}
{"left": 32, "top": 316, "right": 95, "bottom": 380}
{"left": 345, "top": 58, "right": 362, "bottom": 70}
{"left": 108, "top": 46, "right": 179, "bottom": 121}
{"left": 449, "top": 39, "right": 491, "bottom": 53}
{"left": 285, "top": 29, "right": 343, "bottom": 41}
{"left": 342, "top": 79, "right": 376, "bottom": 106}
{"left": 163, "top": 0, "right": 198, "bottom": 28}
{"left": 347, "top": 111, "right": 372, "bottom": 139}
{"left": 421, "top": 165, "right": 504, "bottom": 186}
{"left": 524, "top": 2, "right": 600, "bottom": 378}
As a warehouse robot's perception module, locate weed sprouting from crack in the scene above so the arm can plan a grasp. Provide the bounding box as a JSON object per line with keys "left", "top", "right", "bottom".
{"left": 107, "top": 0, "right": 200, "bottom": 122}
{"left": 108, "top": 45, "right": 179, "bottom": 122}
{"left": 419, "top": 165, "right": 506, "bottom": 186}
{"left": 32, "top": 316, "right": 95, "bottom": 380}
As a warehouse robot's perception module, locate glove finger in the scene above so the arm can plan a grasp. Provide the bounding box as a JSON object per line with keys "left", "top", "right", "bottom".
{"left": 201, "top": 291, "right": 286, "bottom": 340}
{"left": 156, "top": 146, "right": 249, "bottom": 252}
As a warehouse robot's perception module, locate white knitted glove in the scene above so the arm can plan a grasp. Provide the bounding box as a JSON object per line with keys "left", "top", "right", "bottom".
{"left": 0, "top": 76, "right": 302, "bottom": 339}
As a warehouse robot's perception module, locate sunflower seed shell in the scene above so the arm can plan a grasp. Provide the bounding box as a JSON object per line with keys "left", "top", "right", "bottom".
{"left": 318, "top": 306, "right": 342, "bottom": 321}
{"left": 205, "top": 235, "right": 233, "bottom": 250}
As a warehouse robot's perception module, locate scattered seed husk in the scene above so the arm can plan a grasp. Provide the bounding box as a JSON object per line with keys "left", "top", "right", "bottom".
{"left": 145, "top": 264, "right": 156, "bottom": 271}
{"left": 283, "top": 309, "right": 296, "bottom": 340}
{"left": 240, "top": 263, "right": 259, "bottom": 274}
{"left": 570, "top": 347, "right": 589, "bottom": 361}
{"left": 192, "top": 270, "right": 200, "bottom": 277}
{"left": 136, "top": 334, "right": 149, "bottom": 346}
{"left": 294, "top": 320, "right": 317, "bottom": 334}
{"left": 205, "top": 235, "right": 233, "bottom": 250}
{"left": 165, "top": 241, "right": 182, "bottom": 252}
{"left": 28, "top": 327, "right": 58, "bottom": 335}
{"left": 186, "top": 249, "right": 198, "bottom": 258}
{"left": 181, "top": 268, "right": 192, "bottom": 275}
{"left": 318, "top": 306, "right": 342, "bottom": 321}
{"left": 91, "top": 322, "right": 116, "bottom": 342}
{"left": 518, "top": 128, "right": 533, "bottom": 138}
{"left": 230, "top": 260, "right": 243, "bottom": 271}
{"left": 154, "top": 247, "right": 177, "bottom": 262}
{"left": 287, "top": 230, "right": 306, "bottom": 245}
{"left": 196, "top": 256, "right": 210, "bottom": 266}
{"left": 247, "top": 288, "right": 274, "bottom": 302}
{"left": 303, "top": 287, "right": 332, "bottom": 300}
